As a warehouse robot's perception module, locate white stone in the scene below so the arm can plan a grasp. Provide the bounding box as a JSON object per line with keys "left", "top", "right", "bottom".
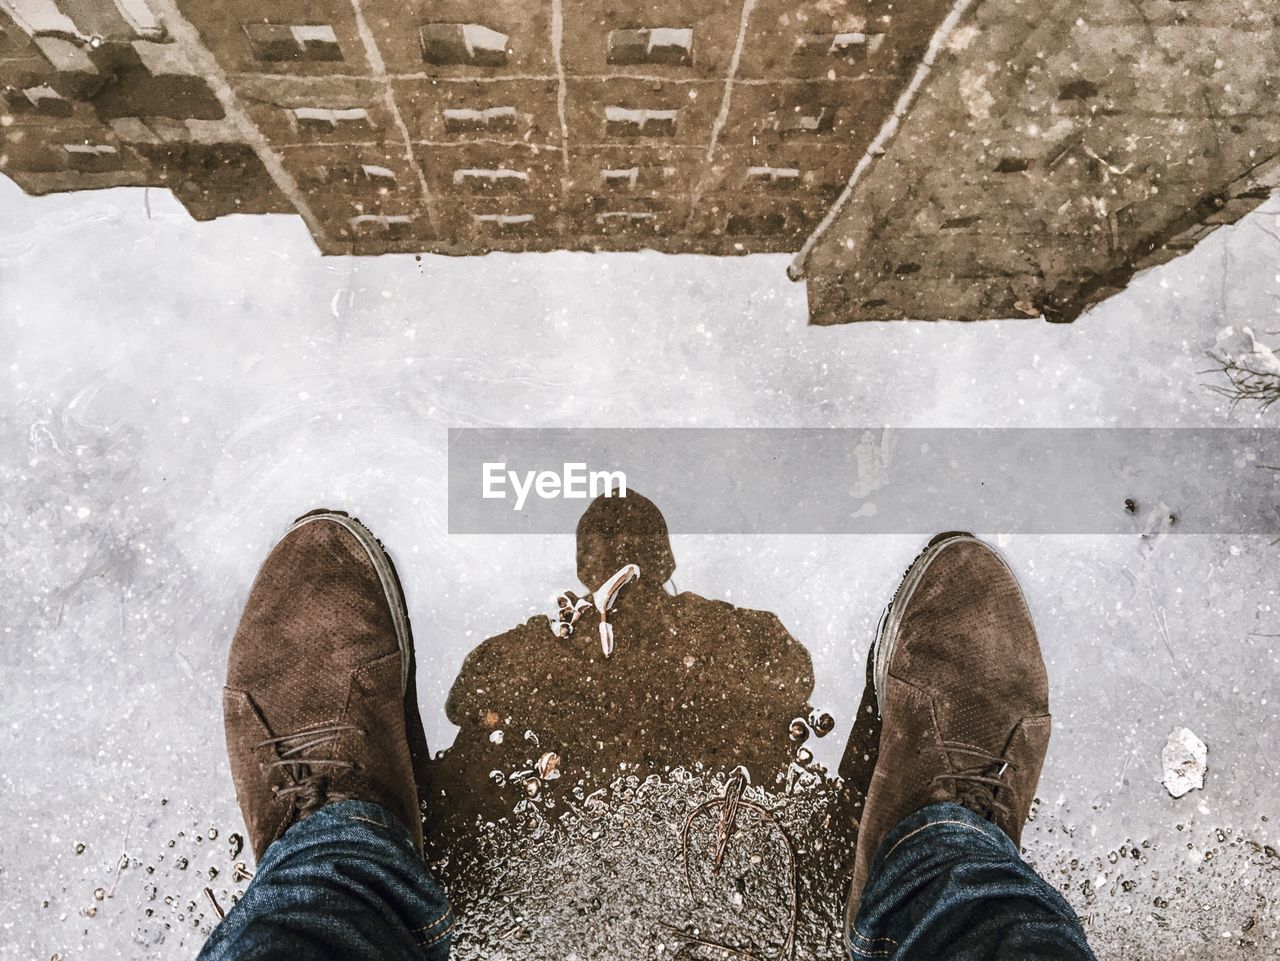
{"left": 1161, "top": 727, "right": 1207, "bottom": 799}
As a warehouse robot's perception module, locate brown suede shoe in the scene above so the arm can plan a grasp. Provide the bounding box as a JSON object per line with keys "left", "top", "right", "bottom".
{"left": 845, "top": 533, "right": 1051, "bottom": 923}
{"left": 224, "top": 510, "right": 430, "bottom": 862}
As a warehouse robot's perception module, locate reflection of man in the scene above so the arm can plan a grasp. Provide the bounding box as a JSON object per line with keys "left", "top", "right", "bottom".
{"left": 438, "top": 490, "right": 816, "bottom": 802}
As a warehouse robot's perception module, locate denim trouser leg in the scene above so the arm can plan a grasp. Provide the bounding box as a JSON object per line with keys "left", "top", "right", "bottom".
{"left": 198, "top": 800, "right": 452, "bottom": 961}
{"left": 849, "top": 802, "right": 1096, "bottom": 961}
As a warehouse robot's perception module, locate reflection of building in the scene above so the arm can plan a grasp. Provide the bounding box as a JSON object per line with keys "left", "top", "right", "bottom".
{"left": 2, "top": 0, "right": 1277, "bottom": 324}
{"left": 795, "top": 0, "right": 1280, "bottom": 324}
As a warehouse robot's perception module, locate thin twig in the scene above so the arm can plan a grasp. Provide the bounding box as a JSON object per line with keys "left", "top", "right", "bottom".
{"left": 660, "top": 922, "right": 764, "bottom": 960}
{"left": 203, "top": 887, "right": 226, "bottom": 920}
{"left": 670, "top": 791, "right": 799, "bottom": 961}
{"left": 104, "top": 793, "right": 136, "bottom": 899}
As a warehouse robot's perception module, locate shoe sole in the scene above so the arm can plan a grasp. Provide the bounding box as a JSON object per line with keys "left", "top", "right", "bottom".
{"left": 286, "top": 509, "right": 414, "bottom": 695}
{"left": 871, "top": 531, "right": 979, "bottom": 707}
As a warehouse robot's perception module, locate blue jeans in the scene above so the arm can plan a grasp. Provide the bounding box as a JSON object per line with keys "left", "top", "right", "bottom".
{"left": 198, "top": 801, "right": 452, "bottom": 961}
{"left": 849, "top": 802, "right": 1096, "bottom": 960}
{"left": 201, "top": 800, "right": 1092, "bottom": 961}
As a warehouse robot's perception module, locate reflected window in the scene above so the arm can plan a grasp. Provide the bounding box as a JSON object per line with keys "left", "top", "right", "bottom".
{"left": 600, "top": 167, "right": 640, "bottom": 191}
{"left": 244, "top": 23, "right": 342, "bottom": 62}
{"left": 62, "top": 142, "right": 121, "bottom": 171}
{"left": 349, "top": 213, "right": 411, "bottom": 238}
{"left": 746, "top": 165, "right": 801, "bottom": 188}
{"left": 472, "top": 212, "right": 534, "bottom": 229}
{"left": 774, "top": 107, "right": 834, "bottom": 136}
{"left": 453, "top": 168, "right": 529, "bottom": 191}
{"left": 291, "top": 106, "right": 372, "bottom": 133}
{"left": 795, "top": 32, "right": 885, "bottom": 58}
{"left": 607, "top": 28, "right": 693, "bottom": 66}
{"left": 442, "top": 106, "right": 517, "bottom": 134}
{"left": 605, "top": 106, "right": 677, "bottom": 138}
{"left": 421, "top": 24, "right": 509, "bottom": 66}
{"left": 4, "top": 83, "right": 72, "bottom": 116}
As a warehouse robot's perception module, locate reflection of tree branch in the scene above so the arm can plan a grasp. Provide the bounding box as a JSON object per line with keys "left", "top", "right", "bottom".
{"left": 1203, "top": 351, "right": 1280, "bottom": 411}
{"left": 1201, "top": 91, "right": 1227, "bottom": 168}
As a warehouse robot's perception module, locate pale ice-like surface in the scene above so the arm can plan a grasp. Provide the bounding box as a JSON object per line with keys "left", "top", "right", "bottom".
{"left": 1, "top": 177, "right": 1278, "bottom": 958}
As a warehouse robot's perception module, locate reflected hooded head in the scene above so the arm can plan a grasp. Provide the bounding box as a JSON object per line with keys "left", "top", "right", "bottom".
{"left": 435, "top": 485, "right": 818, "bottom": 836}
{"left": 575, "top": 489, "right": 676, "bottom": 589}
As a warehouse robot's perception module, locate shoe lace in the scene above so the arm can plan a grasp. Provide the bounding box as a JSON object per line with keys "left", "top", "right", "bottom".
{"left": 931, "top": 741, "right": 1017, "bottom": 821}
{"left": 257, "top": 723, "right": 364, "bottom": 817}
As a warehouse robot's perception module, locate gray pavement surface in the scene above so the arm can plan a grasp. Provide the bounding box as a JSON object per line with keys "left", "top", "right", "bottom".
{"left": 1, "top": 178, "right": 1277, "bottom": 959}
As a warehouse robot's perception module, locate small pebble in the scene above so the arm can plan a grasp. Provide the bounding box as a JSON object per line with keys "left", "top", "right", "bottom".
{"left": 537, "top": 752, "right": 561, "bottom": 781}
{"left": 809, "top": 711, "right": 836, "bottom": 737}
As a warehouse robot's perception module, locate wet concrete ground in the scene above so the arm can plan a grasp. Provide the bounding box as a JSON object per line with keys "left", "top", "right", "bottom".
{"left": 1, "top": 178, "right": 1278, "bottom": 959}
